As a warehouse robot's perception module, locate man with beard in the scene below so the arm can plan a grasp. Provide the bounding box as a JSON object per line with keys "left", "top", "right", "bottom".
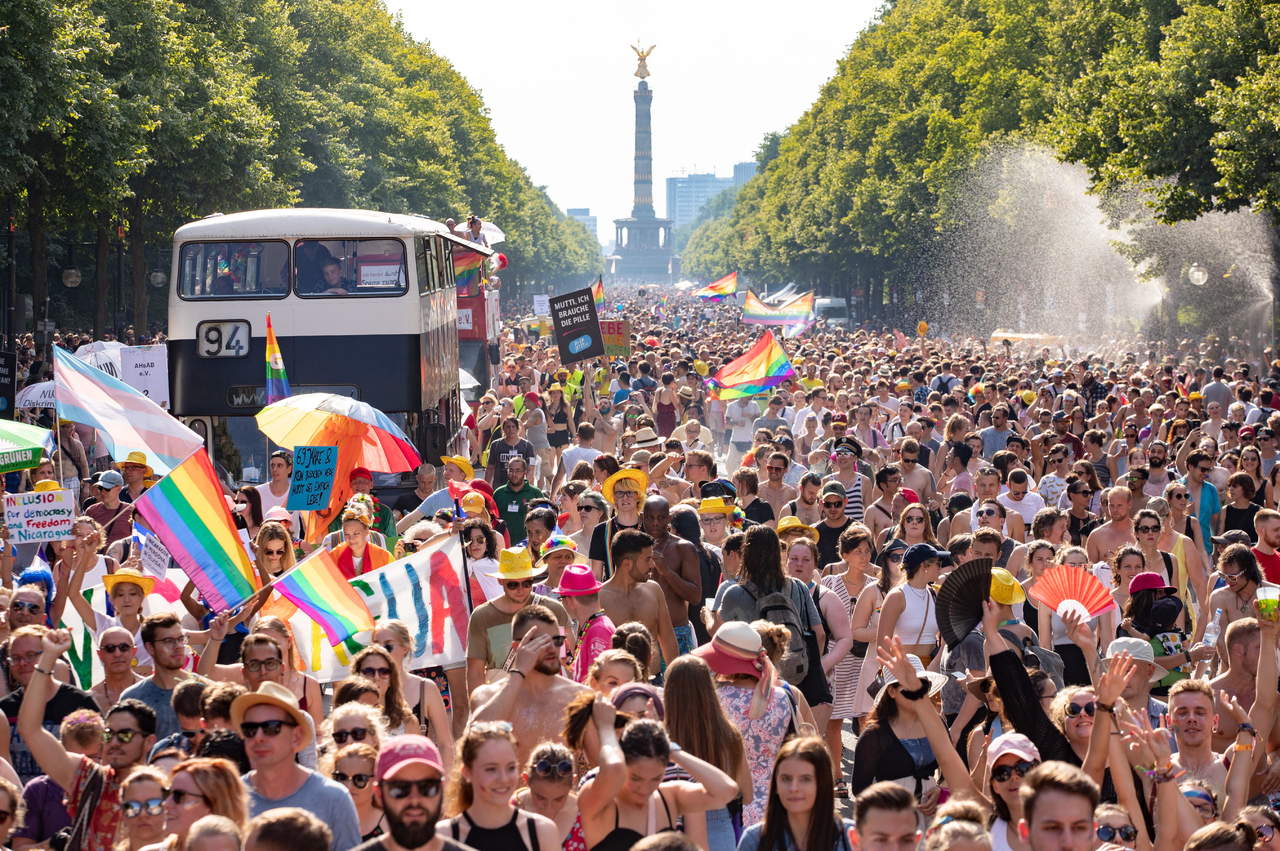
{"left": 122, "top": 613, "right": 202, "bottom": 739}
{"left": 469, "top": 605, "right": 591, "bottom": 765}
{"left": 1252, "top": 509, "right": 1280, "bottom": 584}
{"left": 599, "top": 529, "right": 679, "bottom": 671}
{"left": 779, "top": 472, "right": 823, "bottom": 526}
{"left": 17, "top": 627, "right": 155, "bottom": 850}
{"left": 351, "top": 735, "right": 473, "bottom": 851}
{"left": 814, "top": 483, "right": 852, "bottom": 569}
{"left": 640, "top": 496, "right": 702, "bottom": 657}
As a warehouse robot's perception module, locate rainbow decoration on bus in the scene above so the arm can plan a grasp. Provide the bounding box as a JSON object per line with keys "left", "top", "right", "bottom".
{"left": 453, "top": 246, "right": 487, "bottom": 293}
{"left": 694, "top": 272, "right": 738, "bottom": 301}
{"left": 742, "top": 291, "right": 815, "bottom": 326}
{"left": 706, "top": 330, "right": 796, "bottom": 400}
{"left": 264, "top": 313, "right": 291, "bottom": 404}
{"left": 271, "top": 547, "right": 375, "bottom": 645}
{"left": 134, "top": 448, "right": 260, "bottom": 613}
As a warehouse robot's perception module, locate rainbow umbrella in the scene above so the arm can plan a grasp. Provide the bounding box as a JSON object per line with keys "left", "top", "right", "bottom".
{"left": 255, "top": 393, "right": 421, "bottom": 542}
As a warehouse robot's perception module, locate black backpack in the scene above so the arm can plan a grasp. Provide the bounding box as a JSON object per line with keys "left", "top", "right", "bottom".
{"left": 744, "top": 579, "right": 809, "bottom": 685}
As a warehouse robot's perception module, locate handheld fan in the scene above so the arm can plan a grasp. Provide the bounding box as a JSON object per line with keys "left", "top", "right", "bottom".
{"left": 1028, "top": 565, "right": 1116, "bottom": 622}
{"left": 936, "top": 558, "right": 994, "bottom": 650}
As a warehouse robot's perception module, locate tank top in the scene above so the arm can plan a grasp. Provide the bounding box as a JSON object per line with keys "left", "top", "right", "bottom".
{"left": 895, "top": 583, "right": 937, "bottom": 646}
{"left": 842, "top": 477, "right": 865, "bottom": 522}
{"left": 590, "top": 790, "right": 676, "bottom": 851}
{"left": 450, "top": 810, "right": 541, "bottom": 851}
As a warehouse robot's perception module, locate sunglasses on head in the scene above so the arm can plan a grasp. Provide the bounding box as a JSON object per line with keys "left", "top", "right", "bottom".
{"left": 240, "top": 719, "right": 297, "bottom": 739}
{"left": 1096, "top": 824, "right": 1138, "bottom": 843}
{"left": 382, "top": 778, "right": 443, "bottom": 800}
{"left": 333, "top": 770, "right": 372, "bottom": 789}
{"left": 332, "top": 727, "right": 370, "bottom": 745}
{"left": 121, "top": 798, "right": 165, "bottom": 818}
{"left": 1066, "top": 701, "right": 1096, "bottom": 717}
{"left": 532, "top": 757, "right": 574, "bottom": 779}
{"left": 991, "top": 759, "right": 1040, "bottom": 783}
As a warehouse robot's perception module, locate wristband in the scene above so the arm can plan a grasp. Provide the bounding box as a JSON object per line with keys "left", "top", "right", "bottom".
{"left": 32, "top": 665, "right": 53, "bottom": 677}
{"left": 1238, "top": 723, "right": 1257, "bottom": 737}
{"left": 669, "top": 742, "right": 683, "bottom": 754}
{"left": 1234, "top": 743, "right": 1256, "bottom": 752}
{"left": 1096, "top": 702, "right": 1115, "bottom": 715}
{"left": 899, "top": 683, "right": 929, "bottom": 701}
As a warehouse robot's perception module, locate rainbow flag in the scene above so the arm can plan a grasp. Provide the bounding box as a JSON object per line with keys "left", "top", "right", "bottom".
{"left": 591, "top": 277, "right": 605, "bottom": 307}
{"left": 264, "top": 313, "right": 291, "bottom": 404}
{"left": 453, "top": 246, "right": 486, "bottom": 293}
{"left": 706, "top": 330, "right": 796, "bottom": 400}
{"left": 271, "top": 547, "right": 375, "bottom": 645}
{"left": 694, "top": 272, "right": 738, "bottom": 300}
{"left": 134, "top": 448, "right": 260, "bottom": 612}
{"left": 742, "top": 291, "right": 815, "bottom": 325}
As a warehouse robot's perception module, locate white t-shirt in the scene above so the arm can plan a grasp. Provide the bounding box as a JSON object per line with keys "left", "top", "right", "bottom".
{"left": 560, "top": 445, "right": 602, "bottom": 475}
{"left": 998, "top": 491, "right": 1046, "bottom": 526}
{"left": 727, "top": 400, "right": 760, "bottom": 443}
{"left": 255, "top": 481, "right": 290, "bottom": 514}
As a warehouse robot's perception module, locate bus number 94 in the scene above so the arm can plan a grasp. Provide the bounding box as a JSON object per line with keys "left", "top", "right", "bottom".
{"left": 197, "top": 321, "right": 251, "bottom": 358}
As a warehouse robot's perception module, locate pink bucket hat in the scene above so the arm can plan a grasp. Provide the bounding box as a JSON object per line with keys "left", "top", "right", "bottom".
{"left": 556, "top": 564, "right": 603, "bottom": 597}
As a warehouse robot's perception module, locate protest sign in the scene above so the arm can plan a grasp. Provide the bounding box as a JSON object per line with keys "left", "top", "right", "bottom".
{"left": 120, "top": 344, "right": 170, "bottom": 408}
{"left": 533, "top": 294, "right": 550, "bottom": 316}
{"left": 600, "top": 320, "right": 631, "bottom": 358}
{"left": 550, "top": 287, "right": 605, "bottom": 365}
{"left": 287, "top": 445, "right": 338, "bottom": 511}
{"left": 4, "top": 490, "right": 76, "bottom": 543}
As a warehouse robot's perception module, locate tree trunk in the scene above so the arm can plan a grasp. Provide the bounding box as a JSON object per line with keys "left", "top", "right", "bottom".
{"left": 94, "top": 222, "right": 110, "bottom": 337}
{"left": 27, "top": 182, "right": 47, "bottom": 336}
{"left": 129, "top": 196, "right": 147, "bottom": 340}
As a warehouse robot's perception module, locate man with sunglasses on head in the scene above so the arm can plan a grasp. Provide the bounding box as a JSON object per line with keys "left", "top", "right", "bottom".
{"left": 16, "top": 627, "right": 155, "bottom": 849}
{"left": 89, "top": 626, "right": 140, "bottom": 713}
{"left": 470, "top": 605, "right": 590, "bottom": 765}
{"left": 233, "top": 680, "right": 358, "bottom": 850}
{"left": 0, "top": 625, "right": 97, "bottom": 785}
{"left": 352, "top": 735, "right": 472, "bottom": 851}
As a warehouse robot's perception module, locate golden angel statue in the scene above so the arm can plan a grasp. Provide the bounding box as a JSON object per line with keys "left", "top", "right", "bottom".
{"left": 631, "top": 43, "right": 655, "bottom": 79}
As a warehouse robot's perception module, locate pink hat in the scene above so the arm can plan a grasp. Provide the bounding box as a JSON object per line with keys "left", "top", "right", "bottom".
{"left": 989, "top": 732, "right": 1040, "bottom": 765}
{"left": 264, "top": 506, "right": 292, "bottom": 525}
{"left": 691, "top": 621, "right": 766, "bottom": 680}
{"left": 556, "top": 564, "right": 603, "bottom": 597}
{"left": 376, "top": 734, "right": 443, "bottom": 780}
{"left": 1128, "top": 571, "right": 1176, "bottom": 596}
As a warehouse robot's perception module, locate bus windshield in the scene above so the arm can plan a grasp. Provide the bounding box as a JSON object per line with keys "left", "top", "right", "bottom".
{"left": 178, "top": 241, "right": 290, "bottom": 299}
{"left": 294, "top": 237, "right": 408, "bottom": 297}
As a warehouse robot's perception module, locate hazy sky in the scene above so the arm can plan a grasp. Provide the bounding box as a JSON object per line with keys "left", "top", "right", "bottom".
{"left": 386, "top": 1, "right": 880, "bottom": 242}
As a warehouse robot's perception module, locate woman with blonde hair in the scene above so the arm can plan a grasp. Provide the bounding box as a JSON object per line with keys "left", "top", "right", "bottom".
{"left": 325, "top": 742, "right": 383, "bottom": 842}
{"left": 141, "top": 757, "right": 247, "bottom": 851}
{"left": 318, "top": 701, "right": 389, "bottom": 764}
{"left": 440, "top": 721, "right": 559, "bottom": 851}
{"left": 586, "top": 649, "right": 644, "bottom": 696}
{"left": 331, "top": 506, "right": 393, "bottom": 579}
{"left": 117, "top": 766, "right": 170, "bottom": 851}
{"left": 253, "top": 521, "right": 295, "bottom": 579}
{"left": 349, "top": 644, "right": 419, "bottom": 736}
{"left": 371, "top": 619, "right": 452, "bottom": 754}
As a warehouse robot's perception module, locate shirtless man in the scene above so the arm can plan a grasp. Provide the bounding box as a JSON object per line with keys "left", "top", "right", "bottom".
{"left": 864, "top": 465, "right": 903, "bottom": 544}
{"left": 758, "top": 452, "right": 797, "bottom": 521}
{"left": 90, "top": 626, "right": 142, "bottom": 713}
{"left": 640, "top": 497, "right": 702, "bottom": 658}
{"left": 599, "top": 528, "right": 679, "bottom": 669}
{"left": 1085, "top": 487, "right": 1135, "bottom": 564}
{"left": 1203, "top": 543, "right": 1274, "bottom": 648}
{"left": 470, "top": 605, "right": 591, "bottom": 764}
{"left": 1209, "top": 615, "right": 1280, "bottom": 795}
{"left": 779, "top": 473, "right": 823, "bottom": 526}
{"left": 1168, "top": 679, "right": 1228, "bottom": 799}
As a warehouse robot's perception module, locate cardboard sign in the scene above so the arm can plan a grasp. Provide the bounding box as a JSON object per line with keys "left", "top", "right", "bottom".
{"left": 532, "top": 294, "right": 550, "bottom": 316}
{"left": 456, "top": 308, "right": 474, "bottom": 331}
{"left": 550, "top": 287, "right": 605, "bottom": 365}
{"left": 120, "top": 345, "right": 170, "bottom": 408}
{"left": 4, "top": 490, "right": 76, "bottom": 543}
{"left": 139, "top": 529, "right": 173, "bottom": 577}
{"left": 287, "top": 445, "right": 338, "bottom": 511}
{"left": 600, "top": 320, "right": 631, "bottom": 358}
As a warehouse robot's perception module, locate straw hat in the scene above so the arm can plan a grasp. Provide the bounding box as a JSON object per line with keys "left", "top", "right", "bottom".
{"left": 32, "top": 481, "right": 61, "bottom": 493}
{"left": 230, "top": 681, "right": 313, "bottom": 742}
{"left": 632, "top": 427, "right": 662, "bottom": 449}
{"left": 440, "top": 456, "right": 474, "bottom": 481}
{"left": 115, "top": 451, "right": 154, "bottom": 479}
{"left": 487, "top": 547, "right": 545, "bottom": 581}
{"left": 697, "top": 497, "right": 735, "bottom": 516}
{"left": 603, "top": 469, "right": 648, "bottom": 504}
{"left": 776, "top": 516, "right": 818, "bottom": 542}
{"left": 989, "top": 567, "right": 1025, "bottom": 605}
{"left": 103, "top": 567, "right": 156, "bottom": 597}
{"left": 873, "top": 653, "right": 949, "bottom": 705}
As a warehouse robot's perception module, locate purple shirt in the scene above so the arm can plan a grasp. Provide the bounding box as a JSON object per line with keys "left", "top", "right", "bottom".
{"left": 13, "top": 773, "right": 69, "bottom": 842}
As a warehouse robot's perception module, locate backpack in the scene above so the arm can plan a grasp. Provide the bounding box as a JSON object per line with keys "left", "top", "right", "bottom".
{"left": 744, "top": 579, "right": 810, "bottom": 685}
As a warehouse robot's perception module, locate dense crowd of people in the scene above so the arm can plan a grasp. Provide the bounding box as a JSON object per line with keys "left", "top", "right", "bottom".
{"left": 0, "top": 288, "right": 1277, "bottom": 851}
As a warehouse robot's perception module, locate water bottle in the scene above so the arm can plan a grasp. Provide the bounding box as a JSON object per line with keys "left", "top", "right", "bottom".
{"left": 1201, "top": 608, "right": 1224, "bottom": 649}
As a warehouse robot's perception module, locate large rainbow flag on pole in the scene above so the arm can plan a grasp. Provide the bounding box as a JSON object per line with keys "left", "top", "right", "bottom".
{"left": 54, "top": 345, "right": 203, "bottom": 476}
{"left": 706, "top": 330, "right": 796, "bottom": 399}
{"left": 264, "top": 313, "right": 291, "bottom": 404}
{"left": 271, "top": 547, "right": 375, "bottom": 645}
{"left": 591, "top": 276, "right": 605, "bottom": 307}
{"left": 742, "top": 291, "right": 815, "bottom": 325}
{"left": 694, "top": 272, "right": 738, "bottom": 300}
{"left": 453, "top": 246, "right": 486, "bottom": 293}
{"left": 134, "top": 448, "right": 260, "bottom": 612}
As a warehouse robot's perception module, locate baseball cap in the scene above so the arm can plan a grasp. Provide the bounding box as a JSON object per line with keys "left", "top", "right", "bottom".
{"left": 97, "top": 470, "right": 125, "bottom": 489}
{"left": 1105, "top": 637, "right": 1170, "bottom": 683}
{"left": 376, "top": 734, "right": 444, "bottom": 780}
{"left": 989, "top": 732, "right": 1040, "bottom": 765}
{"left": 903, "top": 543, "right": 952, "bottom": 572}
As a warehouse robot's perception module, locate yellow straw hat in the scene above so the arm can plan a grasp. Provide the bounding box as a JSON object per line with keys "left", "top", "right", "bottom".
{"left": 487, "top": 547, "right": 546, "bottom": 581}
{"left": 103, "top": 567, "right": 156, "bottom": 597}
{"left": 439, "top": 455, "right": 474, "bottom": 481}
{"left": 603, "top": 469, "right": 648, "bottom": 505}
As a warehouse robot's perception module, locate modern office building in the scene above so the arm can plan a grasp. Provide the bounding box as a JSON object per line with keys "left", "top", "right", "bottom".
{"left": 664, "top": 161, "right": 759, "bottom": 231}
{"left": 566, "top": 208, "right": 599, "bottom": 243}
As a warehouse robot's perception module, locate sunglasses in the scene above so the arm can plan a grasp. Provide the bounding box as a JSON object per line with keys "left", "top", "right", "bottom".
{"left": 822, "top": 500, "right": 845, "bottom": 508}
{"left": 1171, "top": 491, "right": 1189, "bottom": 500}
{"left": 166, "top": 787, "right": 210, "bottom": 807}
{"left": 532, "top": 757, "right": 574, "bottom": 779}
{"left": 122, "top": 798, "right": 165, "bottom": 818}
{"left": 1065, "top": 701, "right": 1097, "bottom": 717}
{"left": 333, "top": 770, "right": 373, "bottom": 789}
{"left": 244, "top": 658, "right": 282, "bottom": 673}
{"left": 1096, "top": 824, "right": 1138, "bottom": 843}
{"left": 991, "top": 759, "right": 1040, "bottom": 783}
{"left": 240, "top": 719, "right": 298, "bottom": 739}
{"left": 1136, "top": 524, "right": 1160, "bottom": 534}
{"left": 382, "top": 778, "right": 443, "bottom": 800}
{"left": 100, "top": 642, "right": 133, "bottom": 654}
{"left": 975, "top": 508, "right": 998, "bottom": 518}
{"left": 359, "top": 666, "right": 392, "bottom": 678}
{"left": 263, "top": 547, "right": 287, "bottom": 557}
{"left": 10, "top": 601, "right": 42, "bottom": 615}
{"left": 333, "top": 727, "right": 370, "bottom": 745}
{"left": 103, "top": 728, "right": 141, "bottom": 744}
{"left": 904, "top": 515, "right": 925, "bottom": 524}
{"left": 577, "top": 505, "right": 602, "bottom": 514}
{"left": 504, "top": 579, "right": 535, "bottom": 590}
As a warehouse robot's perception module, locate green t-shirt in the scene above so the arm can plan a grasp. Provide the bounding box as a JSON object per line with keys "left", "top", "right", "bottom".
{"left": 493, "top": 482, "right": 545, "bottom": 544}
{"left": 465, "top": 594, "right": 570, "bottom": 669}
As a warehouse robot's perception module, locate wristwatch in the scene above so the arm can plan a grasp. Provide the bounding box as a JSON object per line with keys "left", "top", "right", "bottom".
{"left": 669, "top": 742, "right": 683, "bottom": 754}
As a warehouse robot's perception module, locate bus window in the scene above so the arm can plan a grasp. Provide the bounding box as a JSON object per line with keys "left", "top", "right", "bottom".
{"left": 294, "top": 237, "right": 408, "bottom": 297}
{"left": 415, "top": 237, "right": 439, "bottom": 294}
{"left": 178, "top": 241, "right": 289, "bottom": 299}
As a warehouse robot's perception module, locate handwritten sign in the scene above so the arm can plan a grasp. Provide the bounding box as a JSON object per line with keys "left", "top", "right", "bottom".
{"left": 121, "top": 345, "right": 170, "bottom": 408}
{"left": 139, "top": 530, "right": 173, "bottom": 576}
{"left": 357, "top": 263, "right": 403, "bottom": 289}
{"left": 287, "top": 445, "right": 338, "bottom": 511}
{"left": 4, "top": 490, "right": 76, "bottom": 543}
{"left": 600, "top": 320, "right": 631, "bottom": 358}
{"left": 532, "top": 294, "right": 550, "bottom": 316}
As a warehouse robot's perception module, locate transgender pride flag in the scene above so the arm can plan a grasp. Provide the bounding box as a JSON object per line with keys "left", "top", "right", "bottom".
{"left": 54, "top": 346, "right": 202, "bottom": 475}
